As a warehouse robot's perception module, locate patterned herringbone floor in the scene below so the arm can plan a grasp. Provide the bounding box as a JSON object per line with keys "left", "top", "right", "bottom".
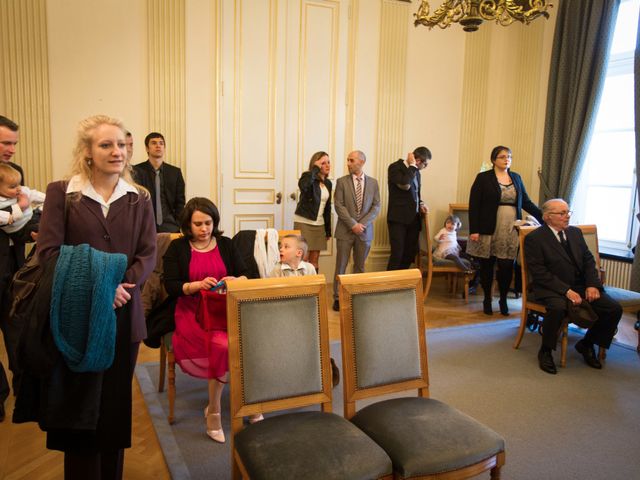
{"left": 1, "top": 280, "right": 637, "bottom": 479}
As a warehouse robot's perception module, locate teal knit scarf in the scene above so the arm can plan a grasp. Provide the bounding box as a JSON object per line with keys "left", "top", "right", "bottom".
{"left": 50, "top": 244, "right": 128, "bottom": 372}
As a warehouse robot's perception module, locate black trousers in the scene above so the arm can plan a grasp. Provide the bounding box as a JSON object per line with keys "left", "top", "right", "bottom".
{"left": 0, "top": 361, "right": 8, "bottom": 405}
{"left": 539, "top": 289, "right": 622, "bottom": 350}
{"left": 387, "top": 216, "right": 421, "bottom": 270}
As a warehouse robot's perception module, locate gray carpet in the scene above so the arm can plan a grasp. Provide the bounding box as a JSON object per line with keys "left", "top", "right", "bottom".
{"left": 135, "top": 320, "right": 640, "bottom": 479}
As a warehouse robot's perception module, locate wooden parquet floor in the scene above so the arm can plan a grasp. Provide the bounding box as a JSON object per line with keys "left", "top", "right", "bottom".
{"left": 1, "top": 280, "right": 638, "bottom": 479}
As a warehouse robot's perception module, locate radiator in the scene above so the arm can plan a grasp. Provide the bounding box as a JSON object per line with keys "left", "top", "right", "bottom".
{"left": 601, "top": 258, "right": 632, "bottom": 289}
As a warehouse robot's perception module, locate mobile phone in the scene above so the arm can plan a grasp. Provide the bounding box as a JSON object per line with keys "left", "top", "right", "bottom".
{"left": 210, "top": 280, "right": 225, "bottom": 292}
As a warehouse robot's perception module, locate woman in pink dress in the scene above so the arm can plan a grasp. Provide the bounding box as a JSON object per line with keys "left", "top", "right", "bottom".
{"left": 163, "top": 197, "right": 255, "bottom": 443}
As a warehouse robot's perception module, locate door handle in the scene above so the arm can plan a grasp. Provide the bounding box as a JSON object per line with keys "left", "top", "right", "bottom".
{"left": 275, "top": 192, "right": 282, "bottom": 204}
{"left": 289, "top": 192, "right": 298, "bottom": 201}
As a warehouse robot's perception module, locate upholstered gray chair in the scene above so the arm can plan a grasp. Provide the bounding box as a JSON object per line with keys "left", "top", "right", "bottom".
{"left": 225, "top": 275, "right": 393, "bottom": 480}
{"left": 338, "top": 269, "right": 505, "bottom": 479}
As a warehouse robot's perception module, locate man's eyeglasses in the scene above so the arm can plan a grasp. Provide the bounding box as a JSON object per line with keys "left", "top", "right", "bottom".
{"left": 548, "top": 211, "right": 573, "bottom": 217}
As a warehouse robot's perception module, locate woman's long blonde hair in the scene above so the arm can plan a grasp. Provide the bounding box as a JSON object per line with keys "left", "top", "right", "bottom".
{"left": 68, "top": 115, "right": 149, "bottom": 198}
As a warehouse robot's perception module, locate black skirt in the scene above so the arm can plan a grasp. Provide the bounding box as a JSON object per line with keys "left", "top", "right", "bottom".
{"left": 46, "top": 305, "right": 138, "bottom": 453}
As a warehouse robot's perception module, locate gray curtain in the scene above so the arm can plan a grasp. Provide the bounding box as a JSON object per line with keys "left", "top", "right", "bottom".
{"left": 540, "top": 0, "right": 620, "bottom": 203}
{"left": 629, "top": 11, "right": 640, "bottom": 293}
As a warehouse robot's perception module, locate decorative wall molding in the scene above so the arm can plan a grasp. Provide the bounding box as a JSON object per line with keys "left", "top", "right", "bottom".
{"left": 233, "top": 0, "right": 278, "bottom": 179}
{"left": 0, "top": 0, "right": 52, "bottom": 192}
{"left": 510, "top": 22, "right": 544, "bottom": 190}
{"left": 371, "top": 0, "right": 409, "bottom": 257}
{"left": 148, "top": 0, "right": 186, "bottom": 172}
{"left": 456, "top": 27, "right": 491, "bottom": 202}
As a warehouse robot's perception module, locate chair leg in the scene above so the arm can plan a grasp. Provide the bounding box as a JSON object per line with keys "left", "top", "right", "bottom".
{"left": 158, "top": 342, "right": 166, "bottom": 393}
{"left": 598, "top": 347, "right": 606, "bottom": 362}
{"left": 463, "top": 274, "right": 470, "bottom": 303}
{"left": 513, "top": 309, "right": 528, "bottom": 349}
{"left": 423, "top": 271, "right": 433, "bottom": 301}
{"left": 560, "top": 324, "right": 568, "bottom": 368}
{"left": 167, "top": 350, "right": 176, "bottom": 424}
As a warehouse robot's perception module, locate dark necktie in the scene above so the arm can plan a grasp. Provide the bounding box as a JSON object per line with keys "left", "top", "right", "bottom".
{"left": 155, "top": 169, "right": 163, "bottom": 226}
{"left": 558, "top": 230, "right": 571, "bottom": 257}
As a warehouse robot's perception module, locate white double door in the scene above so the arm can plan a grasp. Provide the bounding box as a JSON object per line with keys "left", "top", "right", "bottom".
{"left": 217, "top": 0, "right": 350, "bottom": 239}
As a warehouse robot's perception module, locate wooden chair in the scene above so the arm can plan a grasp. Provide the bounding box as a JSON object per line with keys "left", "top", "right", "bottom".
{"left": 155, "top": 233, "right": 182, "bottom": 424}
{"left": 338, "top": 269, "right": 505, "bottom": 479}
{"left": 417, "top": 211, "right": 474, "bottom": 302}
{"left": 513, "top": 225, "right": 632, "bottom": 366}
{"left": 226, "top": 275, "right": 393, "bottom": 480}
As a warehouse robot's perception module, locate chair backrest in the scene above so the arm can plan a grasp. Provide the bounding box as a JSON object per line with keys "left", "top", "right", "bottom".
{"left": 417, "top": 212, "right": 434, "bottom": 274}
{"left": 338, "top": 269, "right": 429, "bottom": 419}
{"left": 517, "top": 226, "right": 538, "bottom": 306}
{"left": 277, "top": 229, "right": 302, "bottom": 239}
{"left": 226, "top": 275, "right": 333, "bottom": 433}
{"left": 449, "top": 203, "right": 469, "bottom": 240}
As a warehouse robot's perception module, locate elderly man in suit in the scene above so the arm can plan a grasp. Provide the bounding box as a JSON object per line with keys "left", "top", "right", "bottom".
{"left": 132, "top": 132, "right": 185, "bottom": 233}
{"left": 386, "top": 146, "right": 431, "bottom": 270}
{"left": 332, "top": 150, "right": 381, "bottom": 311}
{"left": 525, "top": 199, "right": 622, "bottom": 374}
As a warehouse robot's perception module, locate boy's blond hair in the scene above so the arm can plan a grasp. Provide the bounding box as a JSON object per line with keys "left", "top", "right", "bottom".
{"left": 283, "top": 234, "right": 309, "bottom": 258}
{"left": 0, "top": 163, "right": 21, "bottom": 185}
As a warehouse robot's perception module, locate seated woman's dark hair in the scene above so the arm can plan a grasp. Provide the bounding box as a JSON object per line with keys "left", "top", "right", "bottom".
{"left": 180, "top": 197, "right": 224, "bottom": 239}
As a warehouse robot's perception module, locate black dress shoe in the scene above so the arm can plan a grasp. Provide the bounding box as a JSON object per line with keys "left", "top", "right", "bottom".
{"left": 538, "top": 349, "right": 557, "bottom": 374}
{"left": 498, "top": 299, "right": 509, "bottom": 316}
{"left": 332, "top": 300, "right": 340, "bottom": 312}
{"left": 575, "top": 339, "right": 602, "bottom": 369}
{"left": 483, "top": 299, "right": 493, "bottom": 315}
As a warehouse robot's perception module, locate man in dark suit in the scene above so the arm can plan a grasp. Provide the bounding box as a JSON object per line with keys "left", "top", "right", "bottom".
{"left": 525, "top": 199, "right": 622, "bottom": 374}
{"left": 386, "top": 146, "right": 431, "bottom": 270}
{"left": 0, "top": 115, "right": 25, "bottom": 421}
{"left": 132, "top": 132, "right": 185, "bottom": 233}
{"left": 332, "top": 150, "right": 381, "bottom": 311}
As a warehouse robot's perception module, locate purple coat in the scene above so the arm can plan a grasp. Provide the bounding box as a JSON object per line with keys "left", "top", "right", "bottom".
{"left": 38, "top": 180, "right": 156, "bottom": 342}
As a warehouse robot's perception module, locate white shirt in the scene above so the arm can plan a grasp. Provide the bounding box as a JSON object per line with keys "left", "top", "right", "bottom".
{"left": 270, "top": 260, "right": 317, "bottom": 277}
{"left": 351, "top": 173, "right": 365, "bottom": 192}
{"left": 66, "top": 175, "right": 138, "bottom": 217}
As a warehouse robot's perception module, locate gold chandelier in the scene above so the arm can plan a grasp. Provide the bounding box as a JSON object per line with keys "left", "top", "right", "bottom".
{"left": 414, "top": 0, "right": 552, "bottom": 33}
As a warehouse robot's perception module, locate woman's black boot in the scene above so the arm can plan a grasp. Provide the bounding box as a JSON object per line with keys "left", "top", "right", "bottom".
{"left": 483, "top": 299, "right": 493, "bottom": 315}
{"left": 498, "top": 297, "right": 509, "bottom": 316}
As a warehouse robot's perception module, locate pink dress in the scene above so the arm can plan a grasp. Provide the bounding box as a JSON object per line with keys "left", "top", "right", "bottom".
{"left": 172, "top": 247, "right": 228, "bottom": 380}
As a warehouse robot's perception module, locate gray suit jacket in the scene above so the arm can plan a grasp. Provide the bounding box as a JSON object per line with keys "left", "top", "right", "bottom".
{"left": 333, "top": 174, "right": 380, "bottom": 242}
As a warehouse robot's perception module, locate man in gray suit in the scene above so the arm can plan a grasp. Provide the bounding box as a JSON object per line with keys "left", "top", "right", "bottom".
{"left": 332, "top": 150, "right": 381, "bottom": 311}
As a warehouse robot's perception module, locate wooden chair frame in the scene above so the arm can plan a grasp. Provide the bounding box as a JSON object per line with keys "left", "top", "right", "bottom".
{"left": 225, "top": 275, "right": 335, "bottom": 479}
{"left": 514, "top": 225, "right": 605, "bottom": 366}
{"left": 417, "top": 211, "right": 473, "bottom": 303}
{"left": 338, "top": 269, "right": 505, "bottom": 479}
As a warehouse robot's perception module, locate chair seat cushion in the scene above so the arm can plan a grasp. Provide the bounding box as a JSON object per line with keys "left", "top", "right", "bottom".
{"left": 604, "top": 286, "right": 640, "bottom": 308}
{"left": 432, "top": 257, "right": 458, "bottom": 268}
{"left": 235, "top": 411, "right": 392, "bottom": 480}
{"left": 351, "top": 397, "right": 505, "bottom": 478}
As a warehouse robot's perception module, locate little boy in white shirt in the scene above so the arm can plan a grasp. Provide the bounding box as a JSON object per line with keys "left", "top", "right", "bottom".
{"left": 270, "top": 234, "right": 317, "bottom": 277}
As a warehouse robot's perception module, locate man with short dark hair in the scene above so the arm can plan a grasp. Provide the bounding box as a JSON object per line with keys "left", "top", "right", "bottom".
{"left": 0, "top": 116, "right": 23, "bottom": 186}
{"left": 386, "top": 146, "right": 431, "bottom": 270}
{"left": 132, "top": 132, "right": 185, "bottom": 233}
{"left": 525, "top": 198, "right": 622, "bottom": 374}
{"left": 0, "top": 115, "right": 24, "bottom": 421}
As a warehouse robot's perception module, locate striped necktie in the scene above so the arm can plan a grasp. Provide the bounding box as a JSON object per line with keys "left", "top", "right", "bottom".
{"left": 355, "top": 176, "right": 363, "bottom": 216}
